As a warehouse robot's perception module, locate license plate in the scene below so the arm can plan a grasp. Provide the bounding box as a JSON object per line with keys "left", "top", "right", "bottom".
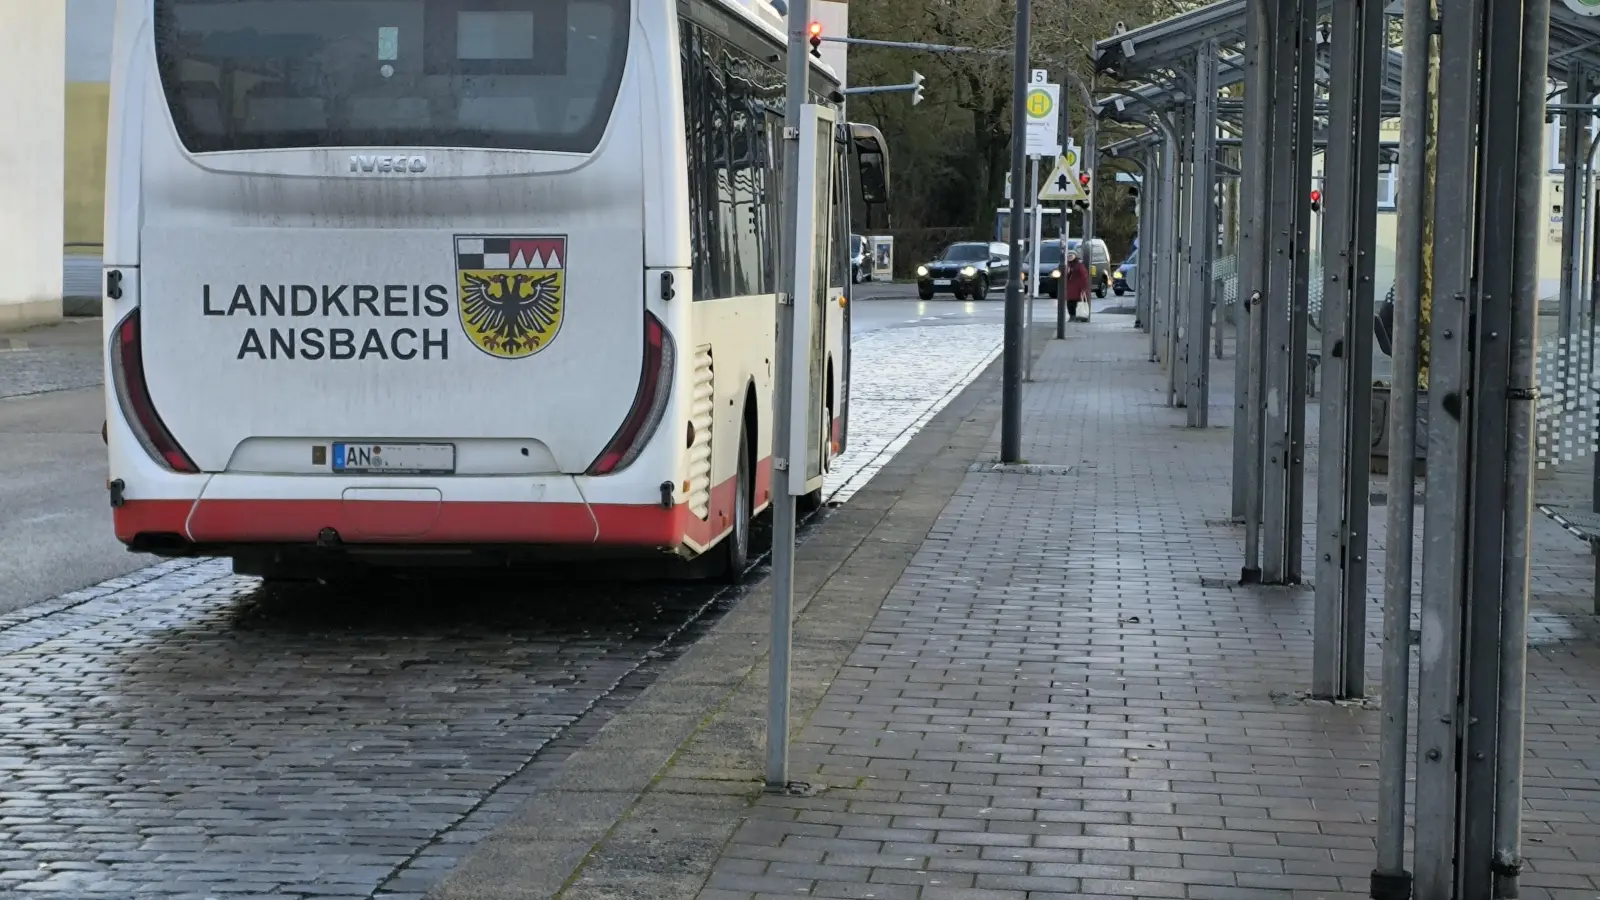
{"left": 333, "top": 442, "right": 455, "bottom": 474}
{"left": 933, "top": 279, "right": 951, "bottom": 286}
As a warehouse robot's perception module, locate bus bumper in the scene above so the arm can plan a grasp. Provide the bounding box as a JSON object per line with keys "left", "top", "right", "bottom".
{"left": 111, "top": 469, "right": 766, "bottom": 558}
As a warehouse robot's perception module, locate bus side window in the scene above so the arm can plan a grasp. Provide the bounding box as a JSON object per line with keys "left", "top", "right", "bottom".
{"left": 857, "top": 152, "right": 887, "bottom": 205}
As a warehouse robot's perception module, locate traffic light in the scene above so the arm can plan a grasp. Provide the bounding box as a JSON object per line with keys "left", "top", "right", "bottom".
{"left": 1310, "top": 188, "right": 1322, "bottom": 212}
{"left": 911, "top": 71, "right": 925, "bottom": 106}
{"left": 808, "top": 21, "right": 823, "bottom": 57}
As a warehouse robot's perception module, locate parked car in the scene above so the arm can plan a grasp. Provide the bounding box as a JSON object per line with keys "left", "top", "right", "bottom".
{"left": 916, "top": 241, "right": 1011, "bottom": 300}
{"left": 1113, "top": 247, "right": 1138, "bottom": 296}
{"left": 850, "top": 234, "right": 867, "bottom": 284}
{"left": 1024, "top": 240, "right": 1067, "bottom": 299}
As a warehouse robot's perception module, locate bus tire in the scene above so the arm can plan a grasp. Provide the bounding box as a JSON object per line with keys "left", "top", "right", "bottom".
{"left": 720, "top": 426, "right": 753, "bottom": 583}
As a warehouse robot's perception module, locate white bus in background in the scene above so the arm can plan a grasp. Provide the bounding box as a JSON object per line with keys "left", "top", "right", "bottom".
{"left": 103, "top": 0, "right": 891, "bottom": 581}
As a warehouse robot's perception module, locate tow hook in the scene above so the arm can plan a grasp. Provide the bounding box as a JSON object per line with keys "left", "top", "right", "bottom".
{"left": 108, "top": 479, "right": 125, "bottom": 509}
{"left": 659, "top": 481, "right": 675, "bottom": 510}
{"left": 317, "top": 527, "right": 342, "bottom": 548}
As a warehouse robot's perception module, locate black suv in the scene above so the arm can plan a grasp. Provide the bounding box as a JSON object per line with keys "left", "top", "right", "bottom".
{"left": 916, "top": 241, "right": 1010, "bottom": 301}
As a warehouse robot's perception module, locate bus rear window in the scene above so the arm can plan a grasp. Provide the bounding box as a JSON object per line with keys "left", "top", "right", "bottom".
{"left": 154, "top": 0, "right": 629, "bottom": 154}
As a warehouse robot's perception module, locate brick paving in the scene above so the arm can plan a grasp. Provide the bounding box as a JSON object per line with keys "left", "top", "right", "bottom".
{"left": 690, "top": 314, "right": 1600, "bottom": 900}
{"left": 0, "top": 317, "right": 1003, "bottom": 900}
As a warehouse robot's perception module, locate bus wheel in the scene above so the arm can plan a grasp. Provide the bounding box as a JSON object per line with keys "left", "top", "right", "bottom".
{"left": 720, "top": 426, "right": 752, "bottom": 583}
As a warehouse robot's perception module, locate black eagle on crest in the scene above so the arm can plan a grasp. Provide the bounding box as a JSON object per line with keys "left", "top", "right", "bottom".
{"left": 461, "top": 271, "right": 562, "bottom": 354}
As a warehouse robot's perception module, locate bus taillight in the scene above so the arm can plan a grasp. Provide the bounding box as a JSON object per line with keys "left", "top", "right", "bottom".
{"left": 110, "top": 310, "right": 198, "bottom": 473}
{"left": 587, "top": 312, "right": 676, "bottom": 476}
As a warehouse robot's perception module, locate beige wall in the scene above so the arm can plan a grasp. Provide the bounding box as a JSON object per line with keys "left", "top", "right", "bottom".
{"left": 0, "top": 3, "right": 66, "bottom": 328}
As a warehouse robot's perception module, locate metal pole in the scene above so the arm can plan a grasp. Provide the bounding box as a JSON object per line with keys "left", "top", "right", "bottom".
{"left": 1560, "top": 71, "right": 1585, "bottom": 368}
{"left": 1457, "top": 0, "right": 1524, "bottom": 888}
{"left": 1058, "top": 68, "right": 1073, "bottom": 343}
{"left": 1148, "top": 143, "right": 1164, "bottom": 358}
{"left": 1579, "top": 128, "right": 1597, "bottom": 429}
{"left": 1493, "top": 0, "right": 1547, "bottom": 891}
{"left": 1144, "top": 148, "right": 1160, "bottom": 352}
{"left": 1027, "top": 156, "right": 1041, "bottom": 382}
{"left": 766, "top": 0, "right": 809, "bottom": 791}
{"left": 1372, "top": 0, "right": 1431, "bottom": 883}
{"left": 1000, "top": 0, "right": 1030, "bottom": 463}
{"left": 1314, "top": 0, "right": 1361, "bottom": 685}
{"left": 1083, "top": 107, "right": 1099, "bottom": 246}
{"left": 1173, "top": 114, "right": 1191, "bottom": 405}
{"left": 1240, "top": 0, "right": 1270, "bottom": 578}
{"left": 1312, "top": 0, "right": 1381, "bottom": 701}
{"left": 1187, "top": 46, "right": 1218, "bottom": 427}
{"left": 1414, "top": 0, "right": 1485, "bottom": 887}
{"left": 1159, "top": 118, "right": 1182, "bottom": 404}
{"left": 1261, "top": 0, "right": 1314, "bottom": 584}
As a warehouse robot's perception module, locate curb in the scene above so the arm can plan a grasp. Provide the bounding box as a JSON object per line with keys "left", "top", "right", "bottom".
{"left": 427, "top": 336, "right": 1035, "bottom": 900}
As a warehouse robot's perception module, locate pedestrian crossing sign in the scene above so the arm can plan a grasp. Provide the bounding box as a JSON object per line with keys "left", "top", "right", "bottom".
{"left": 1038, "top": 155, "right": 1085, "bottom": 201}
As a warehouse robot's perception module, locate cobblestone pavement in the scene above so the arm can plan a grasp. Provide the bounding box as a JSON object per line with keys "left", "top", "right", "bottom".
{"left": 683, "top": 314, "right": 1600, "bottom": 900}
{"left": 828, "top": 323, "right": 999, "bottom": 503}
{"left": 0, "top": 319, "right": 1001, "bottom": 899}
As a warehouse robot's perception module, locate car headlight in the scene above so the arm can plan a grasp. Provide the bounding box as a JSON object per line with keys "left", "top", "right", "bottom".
{"left": 961, "top": 266, "right": 977, "bottom": 277}
{"left": 1051, "top": 269, "right": 1061, "bottom": 278}
{"left": 917, "top": 266, "right": 929, "bottom": 277}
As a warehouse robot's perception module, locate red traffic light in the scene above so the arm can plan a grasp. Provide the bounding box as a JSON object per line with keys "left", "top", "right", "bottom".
{"left": 808, "top": 21, "right": 823, "bottom": 56}
{"left": 1310, "top": 189, "right": 1321, "bottom": 203}
{"left": 1079, "top": 173, "right": 1090, "bottom": 187}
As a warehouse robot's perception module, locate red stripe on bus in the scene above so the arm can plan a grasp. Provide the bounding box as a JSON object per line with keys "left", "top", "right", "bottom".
{"left": 114, "top": 459, "right": 775, "bottom": 550}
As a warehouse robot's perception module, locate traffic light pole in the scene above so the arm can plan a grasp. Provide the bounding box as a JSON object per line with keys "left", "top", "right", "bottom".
{"left": 843, "top": 77, "right": 924, "bottom": 102}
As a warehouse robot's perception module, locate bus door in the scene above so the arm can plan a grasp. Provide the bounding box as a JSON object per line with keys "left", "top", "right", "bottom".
{"left": 802, "top": 107, "right": 835, "bottom": 489}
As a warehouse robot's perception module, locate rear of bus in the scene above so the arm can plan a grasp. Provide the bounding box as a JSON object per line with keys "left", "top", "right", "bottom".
{"left": 104, "top": 0, "right": 701, "bottom": 572}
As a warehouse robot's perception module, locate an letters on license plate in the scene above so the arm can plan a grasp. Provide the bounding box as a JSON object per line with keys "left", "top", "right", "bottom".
{"left": 933, "top": 279, "right": 951, "bottom": 286}
{"left": 333, "top": 442, "right": 455, "bottom": 474}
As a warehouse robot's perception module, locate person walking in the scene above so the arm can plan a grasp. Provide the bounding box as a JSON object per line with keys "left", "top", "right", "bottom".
{"left": 1064, "top": 251, "right": 1092, "bottom": 323}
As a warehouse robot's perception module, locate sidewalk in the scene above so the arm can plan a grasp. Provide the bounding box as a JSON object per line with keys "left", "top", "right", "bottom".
{"left": 434, "top": 312, "right": 1600, "bottom": 900}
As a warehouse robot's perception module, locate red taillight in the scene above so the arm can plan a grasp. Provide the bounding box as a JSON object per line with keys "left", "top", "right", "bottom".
{"left": 110, "top": 310, "right": 197, "bottom": 473}
{"left": 586, "top": 312, "right": 676, "bottom": 476}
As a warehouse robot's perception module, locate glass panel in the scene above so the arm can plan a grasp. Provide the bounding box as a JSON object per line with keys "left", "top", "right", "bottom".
{"left": 806, "top": 116, "right": 831, "bottom": 482}
{"left": 155, "top": 0, "right": 629, "bottom": 153}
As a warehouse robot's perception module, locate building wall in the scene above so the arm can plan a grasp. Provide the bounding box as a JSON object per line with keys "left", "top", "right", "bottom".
{"left": 1, "top": 3, "right": 67, "bottom": 326}
{"left": 1316, "top": 117, "right": 1570, "bottom": 302}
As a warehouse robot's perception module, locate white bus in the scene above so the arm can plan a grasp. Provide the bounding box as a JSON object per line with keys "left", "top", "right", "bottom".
{"left": 102, "top": 0, "right": 891, "bottom": 581}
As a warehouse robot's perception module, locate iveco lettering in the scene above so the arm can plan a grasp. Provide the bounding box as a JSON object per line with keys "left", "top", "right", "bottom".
{"left": 348, "top": 154, "right": 429, "bottom": 173}
{"left": 103, "top": 0, "right": 891, "bottom": 581}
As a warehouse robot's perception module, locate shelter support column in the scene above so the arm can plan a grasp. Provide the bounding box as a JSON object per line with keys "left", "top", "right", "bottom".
{"left": 1185, "top": 45, "right": 1219, "bottom": 426}
{"left": 1310, "top": 0, "right": 1383, "bottom": 700}
{"left": 1259, "top": 0, "right": 1315, "bottom": 584}
{"left": 1240, "top": 0, "right": 1271, "bottom": 574}
{"left": 1411, "top": 0, "right": 1545, "bottom": 893}
{"left": 0, "top": 3, "right": 66, "bottom": 329}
